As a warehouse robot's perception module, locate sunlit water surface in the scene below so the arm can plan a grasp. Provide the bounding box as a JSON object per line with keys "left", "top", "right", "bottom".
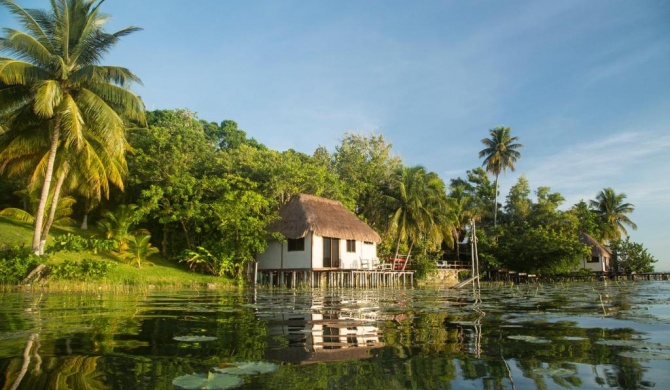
{"left": 1, "top": 281, "right": 670, "bottom": 389}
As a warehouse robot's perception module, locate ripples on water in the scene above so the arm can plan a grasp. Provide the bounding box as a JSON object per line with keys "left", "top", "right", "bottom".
{"left": 1, "top": 281, "right": 670, "bottom": 389}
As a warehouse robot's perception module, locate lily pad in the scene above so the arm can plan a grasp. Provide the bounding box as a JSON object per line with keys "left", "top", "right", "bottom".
{"left": 173, "top": 335, "right": 218, "bottom": 342}
{"left": 508, "top": 335, "right": 551, "bottom": 344}
{"left": 172, "top": 372, "right": 243, "bottom": 390}
{"left": 214, "top": 361, "right": 279, "bottom": 375}
{"left": 619, "top": 350, "right": 670, "bottom": 360}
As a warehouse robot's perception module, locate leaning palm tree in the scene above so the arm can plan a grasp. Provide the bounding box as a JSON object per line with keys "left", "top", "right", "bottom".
{"left": 478, "top": 126, "right": 523, "bottom": 226}
{"left": 0, "top": 0, "right": 145, "bottom": 254}
{"left": 589, "top": 188, "right": 637, "bottom": 242}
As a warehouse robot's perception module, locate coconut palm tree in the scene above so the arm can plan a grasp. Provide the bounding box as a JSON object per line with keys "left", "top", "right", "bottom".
{"left": 446, "top": 184, "right": 477, "bottom": 261}
{"left": 385, "top": 166, "right": 452, "bottom": 270}
{"left": 0, "top": 108, "right": 129, "bottom": 253}
{"left": 0, "top": 0, "right": 145, "bottom": 254}
{"left": 589, "top": 188, "right": 637, "bottom": 242}
{"left": 478, "top": 126, "right": 523, "bottom": 226}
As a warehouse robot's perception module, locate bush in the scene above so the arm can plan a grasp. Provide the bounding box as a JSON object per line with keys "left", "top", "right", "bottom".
{"left": 48, "top": 233, "right": 118, "bottom": 254}
{"left": 50, "top": 259, "right": 116, "bottom": 280}
{"left": 0, "top": 244, "right": 44, "bottom": 284}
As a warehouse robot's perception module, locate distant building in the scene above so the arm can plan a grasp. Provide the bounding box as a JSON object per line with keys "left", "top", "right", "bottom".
{"left": 579, "top": 233, "right": 612, "bottom": 273}
{"left": 256, "top": 194, "right": 381, "bottom": 270}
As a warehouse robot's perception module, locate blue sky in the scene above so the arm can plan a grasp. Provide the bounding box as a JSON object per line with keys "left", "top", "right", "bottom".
{"left": 2, "top": 1, "right": 669, "bottom": 269}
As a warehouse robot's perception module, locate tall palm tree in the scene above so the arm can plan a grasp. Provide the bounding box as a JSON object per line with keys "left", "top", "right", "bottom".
{"left": 478, "top": 126, "right": 523, "bottom": 226}
{"left": 589, "top": 188, "right": 637, "bottom": 242}
{"left": 0, "top": 0, "right": 145, "bottom": 254}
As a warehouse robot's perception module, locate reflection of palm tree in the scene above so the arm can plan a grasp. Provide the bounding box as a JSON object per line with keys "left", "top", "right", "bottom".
{"left": 589, "top": 188, "right": 637, "bottom": 241}
{"left": 0, "top": 0, "right": 145, "bottom": 254}
{"left": 478, "top": 127, "right": 523, "bottom": 226}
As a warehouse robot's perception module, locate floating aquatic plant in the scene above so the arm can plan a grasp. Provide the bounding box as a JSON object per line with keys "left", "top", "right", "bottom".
{"left": 214, "top": 361, "right": 279, "bottom": 375}
{"left": 507, "top": 335, "right": 551, "bottom": 344}
{"left": 172, "top": 372, "right": 243, "bottom": 390}
{"left": 618, "top": 350, "right": 670, "bottom": 360}
{"left": 173, "top": 335, "right": 218, "bottom": 342}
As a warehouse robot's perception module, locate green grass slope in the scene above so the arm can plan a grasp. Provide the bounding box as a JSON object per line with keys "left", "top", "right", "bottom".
{"left": 0, "top": 216, "right": 232, "bottom": 290}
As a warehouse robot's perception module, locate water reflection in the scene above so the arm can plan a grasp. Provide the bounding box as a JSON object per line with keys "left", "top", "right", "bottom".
{"left": 0, "top": 282, "right": 669, "bottom": 389}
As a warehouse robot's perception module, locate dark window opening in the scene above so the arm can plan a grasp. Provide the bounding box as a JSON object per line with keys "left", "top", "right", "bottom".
{"left": 587, "top": 256, "right": 600, "bottom": 263}
{"left": 346, "top": 240, "right": 356, "bottom": 253}
{"left": 288, "top": 238, "right": 305, "bottom": 252}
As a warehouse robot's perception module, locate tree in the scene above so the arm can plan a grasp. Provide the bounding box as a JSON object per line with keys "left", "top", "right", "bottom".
{"left": 0, "top": 0, "right": 145, "bottom": 254}
{"left": 589, "top": 188, "right": 637, "bottom": 242}
{"left": 609, "top": 238, "right": 656, "bottom": 274}
{"left": 331, "top": 133, "right": 401, "bottom": 227}
{"left": 385, "top": 166, "right": 452, "bottom": 267}
{"left": 446, "top": 184, "right": 476, "bottom": 261}
{"left": 478, "top": 126, "right": 523, "bottom": 226}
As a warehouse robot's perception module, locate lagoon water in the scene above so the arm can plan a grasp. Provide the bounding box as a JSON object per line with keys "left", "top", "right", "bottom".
{"left": 1, "top": 281, "right": 670, "bottom": 389}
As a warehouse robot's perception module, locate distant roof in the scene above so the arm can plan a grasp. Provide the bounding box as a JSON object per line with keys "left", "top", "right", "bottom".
{"left": 579, "top": 233, "right": 612, "bottom": 257}
{"left": 268, "top": 194, "right": 381, "bottom": 243}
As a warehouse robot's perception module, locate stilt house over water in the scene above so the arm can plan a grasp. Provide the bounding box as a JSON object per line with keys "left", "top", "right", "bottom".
{"left": 256, "top": 194, "right": 382, "bottom": 271}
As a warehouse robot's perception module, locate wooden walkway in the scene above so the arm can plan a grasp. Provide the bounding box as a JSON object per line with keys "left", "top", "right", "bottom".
{"left": 255, "top": 269, "right": 414, "bottom": 288}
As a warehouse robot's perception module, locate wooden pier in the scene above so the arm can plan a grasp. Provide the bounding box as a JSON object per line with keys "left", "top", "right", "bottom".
{"left": 255, "top": 268, "right": 414, "bottom": 288}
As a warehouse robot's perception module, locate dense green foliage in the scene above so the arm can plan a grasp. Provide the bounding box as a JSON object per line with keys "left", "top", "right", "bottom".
{"left": 610, "top": 238, "right": 657, "bottom": 274}
{"left": 0, "top": 244, "right": 43, "bottom": 284}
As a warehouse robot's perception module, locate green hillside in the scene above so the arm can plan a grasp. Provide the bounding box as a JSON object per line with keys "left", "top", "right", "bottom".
{"left": 0, "top": 216, "right": 231, "bottom": 290}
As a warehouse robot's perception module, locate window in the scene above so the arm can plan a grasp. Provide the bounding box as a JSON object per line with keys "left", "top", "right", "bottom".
{"left": 346, "top": 240, "right": 356, "bottom": 253}
{"left": 287, "top": 238, "right": 305, "bottom": 252}
{"left": 587, "top": 256, "right": 600, "bottom": 263}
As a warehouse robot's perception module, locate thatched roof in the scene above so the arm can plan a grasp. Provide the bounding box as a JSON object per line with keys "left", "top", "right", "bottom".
{"left": 579, "top": 233, "right": 612, "bottom": 257}
{"left": 268, "top": 194, "right": 381, "bottom": 243}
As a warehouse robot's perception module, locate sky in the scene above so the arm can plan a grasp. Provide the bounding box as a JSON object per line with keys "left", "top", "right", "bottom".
{"left": 2, "top": 1, "right": 669, "bottom": 269}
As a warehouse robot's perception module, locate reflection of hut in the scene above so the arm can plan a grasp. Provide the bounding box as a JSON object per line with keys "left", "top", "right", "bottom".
{"left": 257, "top": 194, "right": 381, "bottom": 270}
{"left": 264, "top": 312, "right": 384, "bottom": 365}
{"left": 579, "top": 233, "right": 612, "bottom": 272}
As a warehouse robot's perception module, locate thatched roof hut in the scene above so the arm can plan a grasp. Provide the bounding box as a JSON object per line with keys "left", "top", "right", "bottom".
{"left": 579, "top": 233, "right": 612, "bottom": 258}
{"left": 268, "top": 194, "right": 381, "bottom": 243}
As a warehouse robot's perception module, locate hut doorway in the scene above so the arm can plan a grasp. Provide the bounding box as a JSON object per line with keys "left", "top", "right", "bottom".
{"left": 323, "top": 237, "right": 340, "bottom": 268}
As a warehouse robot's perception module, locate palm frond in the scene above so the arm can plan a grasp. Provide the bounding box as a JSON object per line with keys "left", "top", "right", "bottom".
{"left": 0, "top": 0, "right": 52, "bottom": 48}
{"left": 0, "top": 29, "right": 53, "bottom": 67}
{"left": 59, "top": 93, "right": 85, "bottom": 149}
{"left": 33, "top": 79, "right": 63, "bottom": 117}
{"left": 0, "top": 207, "right": 34, "bottom": 222}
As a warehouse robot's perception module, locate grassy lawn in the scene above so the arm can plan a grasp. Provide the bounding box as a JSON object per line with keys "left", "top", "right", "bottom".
{"left": 0, "top": 216, "right": 235, "bottom": 290}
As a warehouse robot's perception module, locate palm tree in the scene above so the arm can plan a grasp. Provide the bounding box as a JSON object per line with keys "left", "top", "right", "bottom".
{"left": 385, "top": 166, "right": 451, "bottom": 269}
{"left": 0, "top": 107, "right": 129, "bottom": 253}
{"left": 589, "top": 188, "right": 637, "bottom": 242}
{"left": 0, "top": 0, "right": 145, "bottom": 254}
{"left": 446, "top": 184, "right": 477, "bottom": 261}
{"left": 478, "top": 126, "right": 523, "bottom": 226}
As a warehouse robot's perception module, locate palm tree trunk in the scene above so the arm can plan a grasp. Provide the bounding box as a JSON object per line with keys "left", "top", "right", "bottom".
{"left": 39, "top": 167, "right": 67, "bottom": 255}
{"left": 493, "top": 174, "right": 499, "bottom": 227}
{"left": 32, "top": 117, "right": 61, "bottom": 255}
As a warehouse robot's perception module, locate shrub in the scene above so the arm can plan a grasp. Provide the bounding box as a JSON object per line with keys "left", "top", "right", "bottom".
{"left": 48, "top": 234, "right": 118, "bottom": 254}
{"left": 49, "top": 233, "right": 88, "bottom": 253}
{"left": 50, "top": 259, "right": 116, "bottom": 280}
{"left": 0, "top": 244, "right": 44, "bottom": 284}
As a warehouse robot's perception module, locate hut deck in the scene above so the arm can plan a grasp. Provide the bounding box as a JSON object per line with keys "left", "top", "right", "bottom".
{"left": 256, "top": 268, "right": 414, "bottom": 288}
